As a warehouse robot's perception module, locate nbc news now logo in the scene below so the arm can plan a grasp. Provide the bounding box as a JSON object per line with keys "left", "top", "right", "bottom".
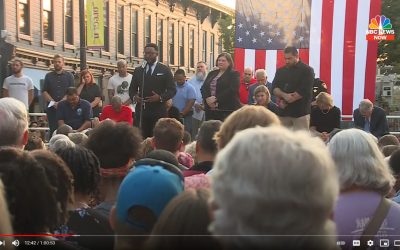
{"left": 366, "top": 15, "right": 395, "bottom": 41}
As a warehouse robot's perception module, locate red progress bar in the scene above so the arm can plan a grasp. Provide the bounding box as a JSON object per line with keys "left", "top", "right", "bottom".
{"left": 0, "top": 234, "right": 76, "bottom": 237}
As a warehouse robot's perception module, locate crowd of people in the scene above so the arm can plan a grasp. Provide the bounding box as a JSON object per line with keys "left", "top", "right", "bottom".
{"left": 0, "top": 44, "right": 398, "bottom": 250}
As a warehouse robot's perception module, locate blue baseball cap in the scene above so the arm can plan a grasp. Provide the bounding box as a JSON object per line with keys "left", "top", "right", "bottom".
{"left": 116, "top": 165, "right": 184, "bottom": 228}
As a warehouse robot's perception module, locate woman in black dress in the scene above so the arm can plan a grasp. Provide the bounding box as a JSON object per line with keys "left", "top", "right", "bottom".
{"left": 201, "top": 52, "right": 241, "bottom": 121}
{"left": 78, "top": 69, "right": 102, "bottom": 117}
{"left": 310, "top": 92, "right": 341, "bottom": 142}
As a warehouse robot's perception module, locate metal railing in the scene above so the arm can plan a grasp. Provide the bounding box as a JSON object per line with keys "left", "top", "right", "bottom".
{"left": 28, "top": 113, "right": 400, "bottom": 135}
{"left": 28, "top": 113, "right": 49, "bottom": 131}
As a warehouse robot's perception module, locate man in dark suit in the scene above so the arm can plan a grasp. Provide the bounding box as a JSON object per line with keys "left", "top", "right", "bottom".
{"left": 129, "top": 43, "right": 176, "bottom": 138}
{"left": 353, "top": 99, "right": 389, "bottom": 138}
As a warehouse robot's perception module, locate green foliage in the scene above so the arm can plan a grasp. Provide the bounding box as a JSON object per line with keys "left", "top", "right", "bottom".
{"left": 378, "top": 0, "right": 400, "bottom": 69}
{"left": 218, "top": 14, "right": 235, "bottom": 57}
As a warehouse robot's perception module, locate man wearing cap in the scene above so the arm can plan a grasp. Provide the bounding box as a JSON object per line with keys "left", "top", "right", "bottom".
{"left": 110, "top": 164, "right": 183, "bottom": 250}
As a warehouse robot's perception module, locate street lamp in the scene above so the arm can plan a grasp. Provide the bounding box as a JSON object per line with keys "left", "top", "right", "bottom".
{"left": 79, "top": 0, "right": 87, "bottom": 70}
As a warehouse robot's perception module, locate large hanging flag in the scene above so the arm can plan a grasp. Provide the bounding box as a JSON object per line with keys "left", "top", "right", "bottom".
{"left": 86, "top": 0, "right": 104, "bottom": 49}
{"left": 234, "top": 0, "right": 381, "bottom": 115}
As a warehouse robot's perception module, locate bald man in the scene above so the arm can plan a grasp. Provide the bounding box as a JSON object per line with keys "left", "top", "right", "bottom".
{"left": 239, "top": 67, "right": 257, "bottom": 105}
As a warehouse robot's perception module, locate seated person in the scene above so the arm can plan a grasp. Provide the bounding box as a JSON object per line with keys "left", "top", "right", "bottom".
{"left": 57, "top": 87, "right": 92, "bottom": 132}
{"left": 183, "top": 120, "right": 222, "bottom": 177}
{"left": 210, "top": 126, "right": 339, "bottom": 249}
{"left": 329, "top": 129, "right": 400, "bottom": 246}
{"left": 389, "top": 149, "right": 400, "bottom": 203}
{"left": 100, "top": 96, "right": 133, "bottom": 125}
{"left": 143, "top": 118, "right": 191, "bottom": 170}
{"left": 110, "top": 162, "right": 183, "bottom": 250}
{"left": 310, "top": 92, "right": 341, "bottom": 142}
{"left": 353, "top": 99, "right": 389, "bottom": 138}
{"left": 253, "top": 85, "right": 278, "bottom": 114}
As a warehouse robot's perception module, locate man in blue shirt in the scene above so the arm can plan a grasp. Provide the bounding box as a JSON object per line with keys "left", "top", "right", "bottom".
{"left": 172, "top": 69, "right": 196, "bottom": 134}
{"left": 186, "top": 61, "right": 208, "bottom": 138}
{"left": 57, "top": 87, "right": 92, "bottom": 132}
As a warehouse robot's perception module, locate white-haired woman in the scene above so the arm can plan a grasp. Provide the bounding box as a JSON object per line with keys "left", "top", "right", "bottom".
{"left": 210, "top": 126, "right": 339, "bottom": 249}
{"left": 328, "top": 129, "right": 400, "bottom": 247}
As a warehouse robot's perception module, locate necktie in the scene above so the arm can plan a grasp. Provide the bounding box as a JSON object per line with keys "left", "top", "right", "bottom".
{"left": 364, "top": 118, "right": 370, "bottom": 132}
{"left": 146, "top": 63, "right": 153, "bottom": 76}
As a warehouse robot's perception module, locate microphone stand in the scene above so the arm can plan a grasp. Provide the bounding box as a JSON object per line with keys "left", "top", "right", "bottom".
{"left": 139, "top": 63, "right": 146, "bottom": 130}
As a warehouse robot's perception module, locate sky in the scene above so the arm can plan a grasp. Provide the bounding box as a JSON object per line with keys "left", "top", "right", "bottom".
{"left": 216, "top": 0, "right": 236, "bottom": 9}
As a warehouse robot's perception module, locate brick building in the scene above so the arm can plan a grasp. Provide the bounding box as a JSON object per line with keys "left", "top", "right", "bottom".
{"left": 0, "top": 0, "right": 233, "bottom": 107}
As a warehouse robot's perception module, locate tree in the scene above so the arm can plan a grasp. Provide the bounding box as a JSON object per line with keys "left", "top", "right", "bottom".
{"left": 218, "top": 14, "right": 235, "bottom": 57}
{"left": 378, "top": 0, "right": 400, "bottom": 73}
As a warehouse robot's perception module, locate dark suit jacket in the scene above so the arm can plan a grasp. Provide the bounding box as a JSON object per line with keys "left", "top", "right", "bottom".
{"left": 200, "top": 69, "right": 241, "bottom": 112}
{"left": 129, "top": 62, "right": 176, "bottom": 118}
{"left": 353, "top": 106, "right": 389, "bottom": 138}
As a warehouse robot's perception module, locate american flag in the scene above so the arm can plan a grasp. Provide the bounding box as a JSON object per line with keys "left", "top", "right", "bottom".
{"left": 234, "top": 0, "right": 381, "bottom": 116}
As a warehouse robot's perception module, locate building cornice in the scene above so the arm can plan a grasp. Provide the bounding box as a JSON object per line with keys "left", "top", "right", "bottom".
{"left": 191, "top": 0, "right": 234, "bottom": 16}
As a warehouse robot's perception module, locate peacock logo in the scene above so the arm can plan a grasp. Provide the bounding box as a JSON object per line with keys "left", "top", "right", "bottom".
{"left": 366, "top": 15, "right": 395, "bottom": 41}
{"left": 369, "top": 15, "right": 392, "bottom": 30}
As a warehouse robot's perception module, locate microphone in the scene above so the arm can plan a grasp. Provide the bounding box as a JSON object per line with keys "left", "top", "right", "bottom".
{"left": 141, "top": 60, "right": 147, "bottom": 68}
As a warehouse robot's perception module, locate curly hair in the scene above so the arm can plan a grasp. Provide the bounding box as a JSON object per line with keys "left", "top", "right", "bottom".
{"left": 85, "top": 121, "right": 143, "bottom": 168}
{"left": 0, "top": 148, "right": 59, "bottom": 233}
{"left": 30, "top": 150, "right": 74, "bottom": 228}
{"left": 56, "top": 146, "right": 100, "bottom": 196}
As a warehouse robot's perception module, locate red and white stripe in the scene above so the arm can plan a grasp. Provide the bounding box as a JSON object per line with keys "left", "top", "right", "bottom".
{"left": 234, "top": 0, "right": 381, "bottom": 115}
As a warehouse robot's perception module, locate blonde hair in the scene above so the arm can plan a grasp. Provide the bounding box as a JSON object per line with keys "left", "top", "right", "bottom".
{"left": 315, "top": 92, "right": 333, "bottom": 107}
{"left": 254, "top": 85, "right": 271, "bottom": 103}
{"left": 53, "top": 54, "right": 64, "bottom": 61}
{"left": 215, "top": 106, "right": 280, "bottom": 149}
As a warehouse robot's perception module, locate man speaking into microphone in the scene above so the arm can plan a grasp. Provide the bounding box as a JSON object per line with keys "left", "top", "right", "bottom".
{"left": 129, "top": 43, "right": 176, "bottom": 138}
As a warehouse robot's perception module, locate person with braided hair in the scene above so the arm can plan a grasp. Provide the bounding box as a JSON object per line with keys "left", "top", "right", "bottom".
{"left": 0, "top": 148, "right": 83, "bottom": 249}
{"left": 56, "top": 146, "right": 114, "bottom": 250}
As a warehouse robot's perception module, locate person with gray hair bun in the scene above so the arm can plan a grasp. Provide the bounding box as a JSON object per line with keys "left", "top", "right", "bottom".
{"left": 353, "top": 99, "right": 389, "bottom": 138}
{"left": 210, "top": 126, "right": 339, "bottom": 250}
{"left": 328, "top": 128, "right": 400, "bottom": 247}
{"left": 0, "top": 97, "right": 29, "bottom": 149}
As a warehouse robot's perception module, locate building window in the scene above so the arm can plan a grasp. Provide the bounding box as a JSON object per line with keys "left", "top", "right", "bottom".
{"left": 157, "top": 18, "right": 163, "bottom": 63}
{"left": 103, "top": 0, "right": 109, "bottom": 51}
{"left": 64, "top": 0, "right": 73, "bottom": 44}
{"left": 117, "top": 5, "right": 124, "bottom": 54}
{"left": 43, "top": 0, "right": 53, "bottom": 40}
{"left": 19, "top": 0, "right": 30, "bottom": 35}
{"left": 169, "top": 22, "right": 174, "bottom": 65}
{"left": 179, "top": 26, "right": 184, "bottom": 66}
{"left": 131, "top": 9, "right": 138, "bottom": 57}
{"left": 189, "top": 29, "right": 194, "bottom": 68}
{"left": 210, "top": 34, "right": 215, "bottom": 68}
{"left": 202, "top": 31, "right": 207, "bottom": 63}
{"left": 145, "top": 15, "right": 151, "bottom": 45}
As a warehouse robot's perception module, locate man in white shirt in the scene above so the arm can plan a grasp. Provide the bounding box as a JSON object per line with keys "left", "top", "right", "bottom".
{"left": 2, "top": 58, "right": 34, "bottom": 110}
{"left": 107, "top": 60, "right": 133, "bottom": 110}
